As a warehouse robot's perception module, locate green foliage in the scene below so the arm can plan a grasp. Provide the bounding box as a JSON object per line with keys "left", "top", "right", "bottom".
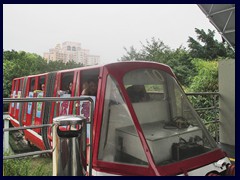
{"left": 3, "top": 49, "right": 19, "bottom": 61}
{"left": 188, "top": 94, "right": 219, "bottom": 140}
{"left": 187, "top": 59, "right": 218, "bottom": 92}
{"left": 164, "top": 47, "right": 196, "bottom": 87}
{"left": 3, "top": 50, "right": 47, "bottom": 98}
{"left": 120, "top": 46, "right": 145, "bottom": 61}
{"left": 184, "top": 30, "right": 229, "bottom": 140}
{"left": 186, "top": 59, "right": 219, "bottom": 139}
{"left": 140, "top": 37, "right": 171, "bottom": 62}
{"left": 45, "top": 59, "right": 84, "bottom": 72}
{"left": 188, "top": 28, "right": 235, "bottom": 60}
{"left": 120, "top": 37, "right": 195, "bottom": 87}
{"left": 3, "top": 152, "right": 52, "bottom": 176}
{"left": 66, "top": 60, "right": 83, "bottom": 68}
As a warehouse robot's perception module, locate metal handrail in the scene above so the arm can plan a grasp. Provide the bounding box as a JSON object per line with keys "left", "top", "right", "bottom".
{"left": 194, "top": 107, "right": 220, "bottom": 111}
{"left": 3, "top": 96, "right": 95, "bottom": 176}
{"left": 3, "top": 124, "right": 52, "bottom": 132}
{"left": 186, "top": 92, "right": 220, "bottom": 96}
{"left": 3, "top": 150, "right": 52, "bottom": 160}
{"left": 186, "top": 92, "right": 220, "bottom": 142}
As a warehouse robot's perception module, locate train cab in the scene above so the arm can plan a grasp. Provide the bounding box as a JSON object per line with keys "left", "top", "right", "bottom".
{"left": 91, "top": 62, "right": 231, "bottom": 176}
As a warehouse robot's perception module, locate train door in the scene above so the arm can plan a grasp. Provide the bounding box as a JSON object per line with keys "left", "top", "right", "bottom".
{"left": 16, "top": 78, "right": 22, "bottom": 119}
{"left": 8, "top": 77, "right": 28, "bottom": 126}
{"left": 15, "top": 78, "right": 25, "bottom": 124}
{"left": 13, "top": 79, "right": 20, "bottom": 120}
{"left": 25, "top": 77, "right": 37, "bottom": 127}
{"left": 9, "top": 79, "right": 18, "bottom": 119}
{"left": 17, "top": 77, "right": 29, "bottom": 127}
{"left": 79, "top": 68, "right": 100, "bottom": 167}
{"left": 33, "top": 75, "right": 46, "bottom": 134}
{"left": 41, "top": 71, "right": 76, "bottom": 149}
{"left": 56, "top": 71, "right": 75, "bottom": 116}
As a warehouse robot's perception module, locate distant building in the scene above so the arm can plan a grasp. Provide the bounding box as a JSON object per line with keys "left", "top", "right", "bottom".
{"left": 43, "top": 41, "right": 100, "bottom": 66}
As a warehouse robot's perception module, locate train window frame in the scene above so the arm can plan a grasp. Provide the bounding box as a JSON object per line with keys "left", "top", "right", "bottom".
{"left": 98, "top": 75, "right": 148, "bottom": 166}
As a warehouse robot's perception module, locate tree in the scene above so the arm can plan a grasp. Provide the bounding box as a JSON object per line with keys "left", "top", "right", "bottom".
{"left": 3, "top": 51, "right": 47, "bottom": 98}
{"left": 119, "top": 46, "right": 144, "bottom": 61}
{"left": 140, "top": 37, "right": 170, "bottom": 63}
{"left": 120, "top": 38, "right": 195, "bottom": 87}
{"left": 187, "top": 59, "right": 218, "bottom": 92}
{"left": 166, "top": 47, "right": 196, "bottom": 88}
{"left": 65, "top": 60, "right": 84, "bottom": 69}
{"left": 186, "top": 59, "right": 219, "bottom": 138}
{"left": 187, "top": 28, "right": 235, "bottom": 60}
{"left": 3, "top": 50, "right": 19, "bottom": 61}
{"left": 45, "top": 60, "right": 83, "bottom": 72}
{"left": 46, "top": 60, "right": 68, "bottom": 72}
{"left": 3, "top": 60, "right": 15, "bottom": 98}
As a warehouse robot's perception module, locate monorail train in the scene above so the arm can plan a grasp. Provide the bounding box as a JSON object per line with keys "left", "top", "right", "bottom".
{"left": 8, "top": 61, "right": 233, "bottom": 176}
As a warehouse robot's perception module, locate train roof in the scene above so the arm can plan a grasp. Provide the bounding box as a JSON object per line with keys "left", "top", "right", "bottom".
{"left": 13, "top": 61, "right": 175, "bottom": 80}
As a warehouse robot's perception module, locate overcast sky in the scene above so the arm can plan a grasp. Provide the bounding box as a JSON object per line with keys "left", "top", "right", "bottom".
{"left": 3, "top": 4, "right": 222, "bottom": 64}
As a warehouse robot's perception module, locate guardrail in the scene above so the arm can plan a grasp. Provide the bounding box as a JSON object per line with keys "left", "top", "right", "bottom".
{"left": 3, "top": 96, "right": 94, "bottom": 176}
{"left": 186, "top": 92, "right": 220, "bottom": 142}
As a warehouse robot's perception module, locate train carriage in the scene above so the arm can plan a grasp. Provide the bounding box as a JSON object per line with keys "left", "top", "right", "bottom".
{"left": 8, "top": 61, "right": 232, "bottom": 176}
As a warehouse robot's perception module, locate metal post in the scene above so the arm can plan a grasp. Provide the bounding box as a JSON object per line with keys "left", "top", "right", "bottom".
{"left": 52, "top": 115, "right": 87, "bottom": 176}
{"left": 213, "top": 95, "right": 219, "bottom": 142}
{"left": 3, "top": 118, "right": 10, "bottom": 152}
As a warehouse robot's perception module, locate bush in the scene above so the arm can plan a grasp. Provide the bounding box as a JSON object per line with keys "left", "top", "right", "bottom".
{"left": 3, "top": 152, "right": 52, "bottom": 176}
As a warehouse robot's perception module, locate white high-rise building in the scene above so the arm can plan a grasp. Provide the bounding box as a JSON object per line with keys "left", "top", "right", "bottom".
{"left": 43, "top": 41, "right": 100, "bottom": 66}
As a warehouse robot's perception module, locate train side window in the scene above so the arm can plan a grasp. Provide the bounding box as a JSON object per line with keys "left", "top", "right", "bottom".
{"left": 19, "top": 79, "right": 23, "bottom": 92}
{"left": 27, "top": 78, "right": 36, "bottom": 111}
{"left": 59, "top": 72, "right": 74, "bottom": 95}
{"left": 16, "top": 79, "right": 24, "bottom": 111}
{"left": 26, "top": 77, "right": 36, "bottom": 118}
{"left": 13, "top": 80, "right": 18, "bottom": 98}
{"left": 80, "top": 69, "right": 100, "bottom": 97}
{"left": 98, "top": 75, "right": 148, "bottom": 166}
{"left": 34, "top": 76, "right": 46, "bottom": 94}
{"left": 29, "top": 78, "right": 36, "bottom": 92}
{"left": 39, "top": 76, "right": 45, "bottom": 92}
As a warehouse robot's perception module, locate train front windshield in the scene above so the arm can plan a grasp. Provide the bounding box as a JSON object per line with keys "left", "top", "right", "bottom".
{"left": 98, "top": 67, "right": 217, "bottom": 167}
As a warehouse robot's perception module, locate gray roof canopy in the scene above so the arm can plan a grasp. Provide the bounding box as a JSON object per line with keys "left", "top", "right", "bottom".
{"left": 198, "top": 4, "right": 235, "bottom": 50}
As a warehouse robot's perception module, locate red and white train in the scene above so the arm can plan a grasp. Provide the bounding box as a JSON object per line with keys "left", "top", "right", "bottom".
{"left": 8, "top": 61, "right": 233, "bottom": 176}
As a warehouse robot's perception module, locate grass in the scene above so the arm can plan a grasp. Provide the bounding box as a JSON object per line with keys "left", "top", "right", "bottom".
{"left": 3, "top": 152, "right": 53, "bottom": 176}
{"left": 4, "top": 127, "right": 52, "bottom": 176}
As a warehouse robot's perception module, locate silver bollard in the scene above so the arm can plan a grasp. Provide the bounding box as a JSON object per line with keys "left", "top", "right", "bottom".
{"left": 52, "top": 115, "right": 87, "bottom": 176}
{"left": 3, "top": 117, "right": 10, "bottom": 152}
